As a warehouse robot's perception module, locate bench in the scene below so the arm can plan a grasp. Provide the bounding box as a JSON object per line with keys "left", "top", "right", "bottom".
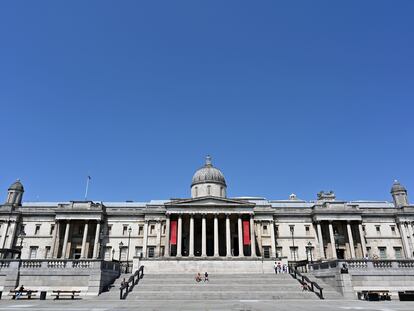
{"left": 359, "top": 290, "right": 391, "bottom": 301}
{"left": 398, "top": 291, "right": 414, "bottom": 301}
{"left": 51, "top": 290, "right": 81, "bottom": 300}
{"left": 9, "top": 290, "right": 38, "bottom": 299}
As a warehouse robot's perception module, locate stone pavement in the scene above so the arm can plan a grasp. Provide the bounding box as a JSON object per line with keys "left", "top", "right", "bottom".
{"left": 0, "top": 299, "right": 414, "bottom": 311}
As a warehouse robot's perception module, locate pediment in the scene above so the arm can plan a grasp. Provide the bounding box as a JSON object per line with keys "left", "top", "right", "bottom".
{"left": 165, "top": 196, "right": 254, "bottom": 208}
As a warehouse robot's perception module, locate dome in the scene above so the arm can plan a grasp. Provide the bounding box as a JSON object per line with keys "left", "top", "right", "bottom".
{"left": 191, "top": 156, "right": 226, "bottom": 187}
{"left": 391, "top": 180, "right": 406, "bottom": 193}
{"left": 8, "top": 179, "right": 24, "bottom": 192}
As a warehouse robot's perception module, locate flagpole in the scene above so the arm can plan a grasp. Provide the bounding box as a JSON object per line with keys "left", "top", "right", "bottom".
{"left": 85, "top": 176, "right": 91, "bottom": 201}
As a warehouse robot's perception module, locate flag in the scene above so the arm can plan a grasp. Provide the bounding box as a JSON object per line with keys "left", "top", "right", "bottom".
{"left": 243, "top": 220, "right": 250, "bottom": 245}
{"left": 170, "top": 220, "right": 177, "bottom": 245}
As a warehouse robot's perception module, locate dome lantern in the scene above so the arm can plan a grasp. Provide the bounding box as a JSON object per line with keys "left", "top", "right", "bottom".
{"left": 191, "top": 156, "right": 227, "bottom": 198}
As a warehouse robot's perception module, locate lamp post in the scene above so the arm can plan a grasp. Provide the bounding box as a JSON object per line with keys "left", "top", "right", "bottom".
{"left": 18, "top": 228, "right": 26, "bottom": 259}
{"left": 127, "top": 226, "right": 132, "bottom": 273}
{"left": 112, "top": 248, "right": 115, "bottom": 261}
{"left": 307, "top": 241, "right": 313, "bottom": 263}
{"left": 290, "top": 226, "right": 296, "bottom": 262}
{"left": 118, "top": 241, "right": 124, "bottom": 262}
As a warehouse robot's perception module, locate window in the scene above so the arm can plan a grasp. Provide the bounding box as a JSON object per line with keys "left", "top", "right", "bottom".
{"left": 150, "top": 225, "right": 155, "bottom": 235}
{"left": 378, "top": 247, "right": 387, "bottom": 259}
{"left": 289, "top": 225, "right": 295, "bottom": 234}
{"left": 362, "top": 225, "right": 366, "bottom": 232}
{"left": 262, "top": 225, "right": 268, "bottom": 235}
{"left": 263, "top": 246, "right": 270, "bottom": 258}
{"left": 195, "top": 187, "right": 198, "bottom": 197}
{"left": 305, "top": 226, "right": 310, "bottom": 236}
{"left": 391, "top": 226, "right": 396, "bottom": 235}
{"left": 275, "top": 226, "right": 279, "bottom": 237}
{"left": 44, "top": 246, "right": 50, "bottom": 259}
{"left": 120, "top": 247, "right": 127, "bottom": 261}
{"left": 276, "top": 247, "right": 283, "bottom": 258}
{"left": 29, "top": 246, "right": 38, "bottom": 259}
{"left": 290, "top": 246, "right": 298, "bottom": 260}
{"left": 394, "top": 247, "right": 403, "bottom": 259}
{"left": 138, "top": 225, "right": 144, "bottom": 236}
{"left": 162, "top": 224, "right": 166, "bottom": 235}
{"left": 123, "top": 225, "right": 128, "bottom": 236}
{"left": 34, "top": 225, "right": 41, "bottom": 235}
{"left": 220, "top": 187, "right": 224, "bottom": 197}
{"left": 366, "top": 247, "right": 371, "bottom": 257}
{"left": 49, "top": 224, "right": 55, "bottom": 236}
{"left": 207, "top": 185, "right": 211, "bottom": 195}
{"left": 135, "top": 246, "right": 143, "bottom": 257}
{"left": 148, "top": 247, "right": 155, "bottom": 258}
{"left": 375, "top": 226, "right": 381, "bottom": 235}
{"left": 107, "top": 225, "right": 112, "bottom": 235}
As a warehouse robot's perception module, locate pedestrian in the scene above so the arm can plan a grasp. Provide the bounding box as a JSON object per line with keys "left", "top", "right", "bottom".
{"left": 302, "top": 282, "right": 309, "bottom": 291}
{"left": 204, "top": 272, "right": 209, "bottom": 282}
{"left": 274, "top": 261, "right": 278, "bottom": 274}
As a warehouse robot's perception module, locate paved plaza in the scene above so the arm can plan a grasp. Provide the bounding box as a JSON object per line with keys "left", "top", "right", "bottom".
{"left": 0, "top": 299, "right": 413, "bottom": 311}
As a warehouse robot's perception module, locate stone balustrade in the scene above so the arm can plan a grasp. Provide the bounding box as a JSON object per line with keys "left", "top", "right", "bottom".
{"left": 310, "top": 259, "right": 414, "bottom": 271}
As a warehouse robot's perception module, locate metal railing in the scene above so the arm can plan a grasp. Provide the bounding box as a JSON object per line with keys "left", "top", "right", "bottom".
{"left": 289, "top": 266, "right": 324, "bottom": 299}
{"left": 119, "top": 265, "right": 144, "bottom": 300}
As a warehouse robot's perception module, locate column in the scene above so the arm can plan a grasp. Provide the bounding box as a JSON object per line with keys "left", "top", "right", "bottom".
{"left": 50, "top": 221, "right": 59, "bottom": 258}
{"left": 238, "top": 216, "right": 244, "bottom": 257}
{"left": 328, "top": 221, "right": 337, "bottom": 259}
{"left": 165, "top": 215, "right": 170, "bottom": 257}
{"left": 316, "top": 222, "right": 325, "bottom": 259}
{"left": 189, "top": 215, "right": 194, "bottom": 257}
{"left": 226, "top": 215, "right": 231, "bottom": 257}
{"left": 250, "top": 215, "right": 256, "bottom": 257}
{"left": 407, "top": 222, "right": 414, "bottom": 257}
{"left": 61, "top": 221, "right": 70, "bottom": 259}
{"left": 358, "top": 223, "right": 367, "bottom": 258}
{"left": 0, "top": 222, "right": 9, "bottom": 249}
{"left": 346, "top": 222, "right": 355, "bottom": 259}
{"left": 201, "top": 215, "right": 207, "bottom": 257}
{"left": 214, "top": 214, "right": 219, "bottom": 257}
{"left": 92, "top": 221, "right": 100, "bottom": 258}
{"left": 177, "top": 215, "right": 182, "bottom": 257}
{"left": 270, "top": 221, "right": 276, "bottom": 258}
{"left": 156, "top": 222, "right": 162, "bottom": 257}
{"left": 81, "top": 221, "right": 89, "bottom": 258}
{"left": 399, "top": 222, "right": 411, "bottom": 258}
{"left": 6, "top": 221, "right": 17, "bottom": 249}
{"left": 142, "top": 221, "right": 148, "bottom": 258}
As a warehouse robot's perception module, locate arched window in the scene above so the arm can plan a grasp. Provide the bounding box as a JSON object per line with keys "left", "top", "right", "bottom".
{"left": 207, "top": 185, "right": 211, "bottom": 195}
{"left": 220, "top": 187, "right": 224, "bottom": 197}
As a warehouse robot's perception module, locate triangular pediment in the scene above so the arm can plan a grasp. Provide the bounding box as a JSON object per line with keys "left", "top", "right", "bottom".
{"left": 165, "top": 196, "right": 254, "bottom": 207}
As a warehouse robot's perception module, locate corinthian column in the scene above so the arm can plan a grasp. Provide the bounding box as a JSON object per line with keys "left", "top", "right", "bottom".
{"left": 81, "top": 222, "right": 89, "bottom": 258}
{"left": 201, "top": 215, "right": 207, "bottom": 257}
{"left": 328, "top": 222, "right": 337, "bottom": 259}
{"left": 189, "top": 215, "right": 194, "bottom": 257}
{"left": 177, "top": 215, "right": 182, "bottom": 257}
{"left": 250, "top": 215, "right": 256, "bottom": 257}
{"left": 238, "top": 216, "right": 244, "bottom": 257}
{"left": 226, "top": 215, "right": 231, "bottom": 257}
{"left": 346, "top": 222, "right": 355, "bottom": 259}
{"left": 214, "top": 214, "right": 219, "bottom": 257}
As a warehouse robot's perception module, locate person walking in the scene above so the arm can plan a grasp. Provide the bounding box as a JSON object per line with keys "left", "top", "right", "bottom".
{"left": 204, "top": 272, "right": 209, "bottom": 282}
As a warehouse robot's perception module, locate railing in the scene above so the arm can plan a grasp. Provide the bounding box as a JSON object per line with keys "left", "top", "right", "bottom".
{"left": 119, "top": 265, "right": 144, "bottom": 300}
{"left": 310, "top": 259, "right": 414, "bottom": 271}
{"left": 289, "top": 266, "right": 324, "bottom": 299}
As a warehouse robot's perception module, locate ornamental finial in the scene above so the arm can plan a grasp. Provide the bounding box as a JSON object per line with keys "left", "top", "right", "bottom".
{"left": 205, "top": 155, "right": 212, "bottom": 166}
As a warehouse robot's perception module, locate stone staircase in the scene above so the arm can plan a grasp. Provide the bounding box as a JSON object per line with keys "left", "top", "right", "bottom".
{"left": 122, "top": 273, "right": 318, "bottom": 301}
{"left": 98, "top": 273, "right": 131, "bottom": 300}
{"left": 303, "top": 273, "right": 344, "bottom": 300}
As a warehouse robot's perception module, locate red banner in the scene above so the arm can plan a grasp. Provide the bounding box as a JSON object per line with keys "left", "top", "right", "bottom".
{"left": 243, "top": 220, "right": 250, "bottom": 245}
{"left": 170, "top": 220, "right": 177, "bottom": 245}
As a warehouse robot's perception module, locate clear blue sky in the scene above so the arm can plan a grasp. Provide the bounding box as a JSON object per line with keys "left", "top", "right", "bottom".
{"left": 1, "top": 1, "right": 413, "bottom": 203}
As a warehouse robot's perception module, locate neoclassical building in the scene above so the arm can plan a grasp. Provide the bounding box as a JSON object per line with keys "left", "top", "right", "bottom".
{"left": 1, "top": 156, "right": 413, "bottom": 264}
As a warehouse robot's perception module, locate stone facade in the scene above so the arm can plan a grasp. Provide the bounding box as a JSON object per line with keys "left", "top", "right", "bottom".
{"left": 1, "top": 157, "right": 413, "bottom": 267}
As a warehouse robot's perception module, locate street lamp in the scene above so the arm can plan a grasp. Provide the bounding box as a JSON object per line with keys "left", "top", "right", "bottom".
{"left": 307, "top": 241, "right": 313, "bottom": 263}
{"left": 112, "top": 248, "right": 115, "bottom": 261}
{"left": 118, "top": 241, "right": 124, "bottom": 262}
{"left": 18, "top": 228, "right": 26, "bottom": 259}
{"left": 290, "top": 226, "right": 296, "bottom": 262}
{"left": 127, "top": 226, "right": 132, "bottom": 273}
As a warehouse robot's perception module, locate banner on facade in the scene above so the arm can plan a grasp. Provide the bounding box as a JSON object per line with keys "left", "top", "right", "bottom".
{"left": 170, "top": 220, "right": 177, "bottom": 245}
{"left": 243, "top": 220, "right": 250, "bottom": 245}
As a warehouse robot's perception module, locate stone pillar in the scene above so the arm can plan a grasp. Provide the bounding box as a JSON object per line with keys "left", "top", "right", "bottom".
{"left": 61, "top": 221, "right": 70, "bottom": 259}
{"left": 346, "top": 222, "right": 355, "bottom": 259}
{"left": 6, "top": 221, "right": 17, "bottom": 249}
{"left": 81, "top": 221, "right": 89, "bottom": 258}
{"left": 214, "top": 214, "right": 219, "bottom": 257}
{"left": 177, "top": 215, "right": 182, "bottom": 257}
{"left": 399, "top": 222, "right": 411, "bottom": 258}
{"left": 189, "top": 215, "right": 194, "bottom": 257}
{"left": 238, "top": 216, "right": 244, "bottom": 257}
{"left": 270, "top": 221, "right": 276, "bottom": 258}
{"left": 358, "top": 223, "right": 367, "bottom": 258}
{"left": 407, "top": 222, "right": 414, "bottom": 257}
{"left": 328, "top": 221, "right": 337, "bottom": 259}
{"left": 156, "top": 222, "right": 162, "bottom": 257}
{"left": 143, "top": 221, "right": 148, "bottom": 258}
{"left": 226, "top": 215, "right": 231, "bottom": 257}
{"left": 0, "top": 222, "right": 9, "bottom": 249}
{"left": 201, "top": 215, "right": 207, "bottom": 257}
{"left": 250, "top": 215, "right": 256, "bottom": 257}
{"left": 50, "top": 221, "right": 59, "bottom": 258}
{"left": 316, "top": 222, "right": 325, "bottom": 259}
{"left": 93, "top": 222, "right": 100, "bottom": 259}
{"left": 165, "top": 215, "right": 170, "bottom": 257}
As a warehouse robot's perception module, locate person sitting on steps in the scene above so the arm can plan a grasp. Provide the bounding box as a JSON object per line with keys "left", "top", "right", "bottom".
{"left": 195, "top": 272, "right": 202, "bottom": 282}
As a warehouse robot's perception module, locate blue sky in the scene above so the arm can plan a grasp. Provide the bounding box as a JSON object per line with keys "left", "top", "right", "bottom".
{"left": 0, "top": 1, "right": 413, "bottom": 202}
